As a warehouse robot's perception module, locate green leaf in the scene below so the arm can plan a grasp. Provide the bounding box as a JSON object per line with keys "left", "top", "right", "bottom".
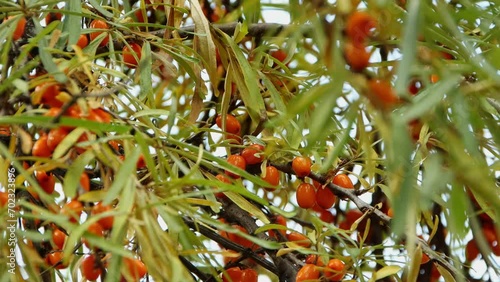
{"left": 139, "top": 41, "right": 153, "bottom": 101}
{"left": 62, "top": 0, "right": 82, "bottom": 48}
{"left": 62, "top": 150, "right": 95, "bottom": 198}
{"left": 103, "top": 146, "right": 141, "bottom": 205}
{"left": 369, "top": 265, "right": 402, "bottom": 282}
{"left": 224, "top": 191, "right": 270, "bottom": 224}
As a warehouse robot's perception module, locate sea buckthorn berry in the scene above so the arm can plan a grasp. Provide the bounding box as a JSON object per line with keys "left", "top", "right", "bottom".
{"left": 91, "top": 202, "right": 114, "bottom": 230}
{"left": 34, "top": 82, "right": 64, "bottom": 107}
{"left": 47, "top": 127, "right": 69, "bottom": 151}
{"left": 0, "top": 191, "right": 8, "bottom": 207}
{"left": 296, "top": 264, "right": 320, "bottom": 282}
{"left": 76, "top": 34, "right": 89, "bottom": 49}
{"left": 366, "top": 79, "right": 400, "bottom": 110}
{"left": 89, "top": 19, "right": 109, "bottom": 46}
{"left": 52, "top": 228, "right": 67, "bottom": 249}
{"left": 61, "top": 200, "right": 83, "bottom": 223}
{"left": 216, "top": 114, "right": 241, "bottom": 135}
{"left": 123, "top": 42, "right": 142, "bottom": 68}
{"left": 32, "top": 134, "right": 52, "bottom": 157}
{"left": 345, "top": 11, "right": 377, "bottom": 46}
{"left": 222, "top": 267, "right": 243, "bottom": 282}
{"left": 80, "top": 172, "right": 90, "bottom": 192}
{"left": 292, "top": 156, "right": 312, "bottom": 177}
{"left": 296, "top": 183, "right": 316, "bottom": 209}
{"left": 47, "top": 252, "right": 67, "bottom": 269}
{"left": 315, "top": 187, "right": 336, "bottom": 209}
{"left": 81, "top": 254, "right": 102, "bottom": 281}
{"left": 465, "top": 239, "right": 479, "bottom": 261}
{"left": 270, "top": 49, "right": 288, "bottom": 63}
{"left": 45, "top": 7, "right": 62, "bottom": 25}
{"left": 305, "top": 254, "right": 325, "bottom": 266}
{"left": 269, "top": 215, "right": 287, "bottom": 238}
{"left": 262, "top": 166, "right": 280, "bottom": 189}
{"left": 421, "top": 253, "right": 431, "bottom": 264}
{"left": 82, "top": 222, "right": 104, "bottom": 248}
{"left": 319, "top": 208, "right": 335, "bottom": 223}
{"left": 325, "top": 258, "right": 346, "bottom": 281}
{"left": 241, "top": 144, "right": 265, "bottom": 165}
{"left": 6, "top": 16, "right": 26, "bottom": 41}
{"left": 122, "top": 257, "right": 147, "bottom": 280}
{"left": 344, "top": 42, "right": 371, "bottom": 72}
{"left": 287, "top": 231, "right": 311, "bottom": 248}
{"left": 332, "top": 174, "right": 354, "bottom": 189}
{"left": 225, "top": 154, "right": 246, "bottom": 178}
{"left": 36, "top": 170, "right": 56, "bottom": 194}
{"left": 408, "top": 78, "right": 422, "bottom": 95}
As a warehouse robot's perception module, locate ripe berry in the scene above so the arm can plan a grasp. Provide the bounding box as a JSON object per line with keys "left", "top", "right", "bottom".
{"left": 262, "top": 166, "right": 280, "bottom": 188}
{"left": 296, "top": 264, "right": 320, "bottom": 282}
{"left": 241, "top": 144, "right": 265, "bottom": 165}
{"left": 345, "top": 11, "right": 377, "bottom": 46}
{"left": 268, "top": 215, "right": 287, "bottom": 238}
{"left": 344, "top": 42, "right": 371, "bottom": 72}
{"left": 47, "top": 127, "right": 69, "bottom": 151}
{"left": 80, "top": 172, "right": 90, "bottom": 191}
{"left": 81, "top": 254, "right": 102, "bottom": 281}
{"left": 36, "top": 170, "right": 56, "bottom": 194}
{"left": 0, "top": 191, "right": 8, "bottom": 207}
{"left": 366, "top": 79, "right": 400, "bottom": 110}
{"left": 296, "top": 183, "right": 316, "bottom": 209}
{"left": 61, "top": 200, "right": 83, "bottom": 223}
{"left": 32, "top": 134, "right": 52, "bottom": 157}
{"left": 82, "top": 222, "right": 104, "bottom": 248}
{"left": 123, "top": 42, "right": 142, "bottom": 68}
{"left": 76, "top": 34, "right": 89, "bottom": 49}
{"left": 89, "top": 19, "right": 109, "bottom": 46}
{"left": 286, "top": 231, "right": 311, "bottom": 248}
{"left": 122, "top": 257, "right": 147, "bottom": 280}
{"left": 6, "top": 16, "right": 26, "bottom": 41}
{"left": 292, "top": 156, "right": 312, "bottom": 178}
{"left": 319, "top": 209, "right": 335, "bottom": 223}
{"left": 315, "top": 187, "right": 336, "bottom": 209}
{"left": 225, "top": 154, "right": 246, "bottom": 178}
{"left": 91, "top": 202, "right": 114, "bottom": 230}
{"left": 305, "top": 254, "right": 324, "bottom": 266}
{"left": 47, "top": 252, "right": 67, "bottom": 269}
{"left": 325, "top": 258, "right": 346, "bottom": 281}
{"left": 216, "top": 114, "right": 241, "bottom": 135}
{"left": 465, "top": 239, "right": 479, "bottom": 261}
{"left": 332, "top": 174, "right": 354, "bottom": 189}
{"left": 45, "top": 7, "right": 63, "bottom": 25}
{"left": 52, "top": 228, "right": 67, "bottom": 249}
{"left": 35, "top": 82, "right": 64, "bottom": 107}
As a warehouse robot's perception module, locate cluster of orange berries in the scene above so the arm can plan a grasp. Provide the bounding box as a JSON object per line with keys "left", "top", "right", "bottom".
{"left": 343, "top": 11, "right": 377, "bottom": 72}
{"left": 4, "top": 9, "right": 143, "bottom": 68}
{"left": 297, "top": 255, "right": 346, "bottom": 281}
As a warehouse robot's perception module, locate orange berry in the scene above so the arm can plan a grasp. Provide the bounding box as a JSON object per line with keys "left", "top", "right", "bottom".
{"left": 47, "top": 127, "right": 69, "bottom": 151}
{"left": 315, "top": 187, "right": 336, "bottom": 209}
{"left": 123, "top": 257, "right": 147, "bottom": 280}
{"left": 332, "top": 174, "right": 354, "bottom": 189}
{"left": 89, "top": 19, "right": 109, "bottom": 46}
{"left": 6, "top": 16, "right": 26, "bottom": 41}
{"left": 292, "top": 156, "right": 312, "bottom": 178}
{"left": 344, "top": 42, "right": 371, "bottom": 72}
{"left": 52, "top": 228, "right": 67, "bottom": 249}
{"left": 345, "top": 11, "right": 377, "bottom": 46}
{"left": 45, "top": 8, "right": 62, "bottom": 25}
{"left": 296, "top": 264, "right": 320, "bottom": 282}
{"left": 366, "top": 79, "right": 400, "bottom": 110}
{"left": 222, "top": 267, "right": 243, "bottom": 282}
{"left": 241, "top": 144, "right": 265, "bottom": 165}
{"left": 465, "top": 239, "right": 479, "bottom": 261}
{"left": 32, "top": 134, "right": 52, "bottom": 157}
{"left": 81, "top": 254, "right": 102, "bottom": 281}
{"left": 47, "top": 252, "right": 67, "bottom": 269}
{"left": 82, "top": 222, "right": 104, "bottom": 248}
{"left": 319, "top": 209, "right": 335, "bottom": 223}
{"left": 225, "top": 154, "right": 246, "bottom": 178}
{"left": 34, "top": 82, "right": 64, "bottom": 107}
{"left": 287, "top": 231, "right": 311, "bottom": 248}
{"left": 61, "top": 200, "right": 83, "bottom": 223}
{"left": 36, "top": 170, "right": 56, "bottom": 194}
{"left": 269, "top": 215, "right": 287, "bottom": 238}
{"left": 430, "top": 74, "right": 439, "bottom": 83}
{"left": 123, "top": 42, "right": 142, "bottom": 68}
{"left": 216, "top": 114, "right": 241, "bottom": 135}
{"left": 80, "top": 172, "right": 90, "bottom": 191}
{"left": 296, "top": 183, "right": 316, "bottom": 209}
{"left": 305, "top": 254, "right": 324, "bottom": 266}
{"left": 262, "top": 166, "right": 280, "bottom": 188}
{"left": 76, "top": 34, "right": 89, "bottom": 48}
{"left": 91, "top": 202, "right": 114, "bottom": 230}
{"left": 387, "top": 207, "right": 394, "bottom": 218}
{"left": 421, "top": 253, "right": 430, "bottom": 264}
{"left": 325, "top": 258, "right": 346, "bottom": 281}
{"left": 0, "top": 191, "right": 8, "bottom": 207}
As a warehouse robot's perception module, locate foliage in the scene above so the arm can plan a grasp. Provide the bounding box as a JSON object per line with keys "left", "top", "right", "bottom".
{"left": 0, "top": 0, "right": 499, "bottom": 281}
